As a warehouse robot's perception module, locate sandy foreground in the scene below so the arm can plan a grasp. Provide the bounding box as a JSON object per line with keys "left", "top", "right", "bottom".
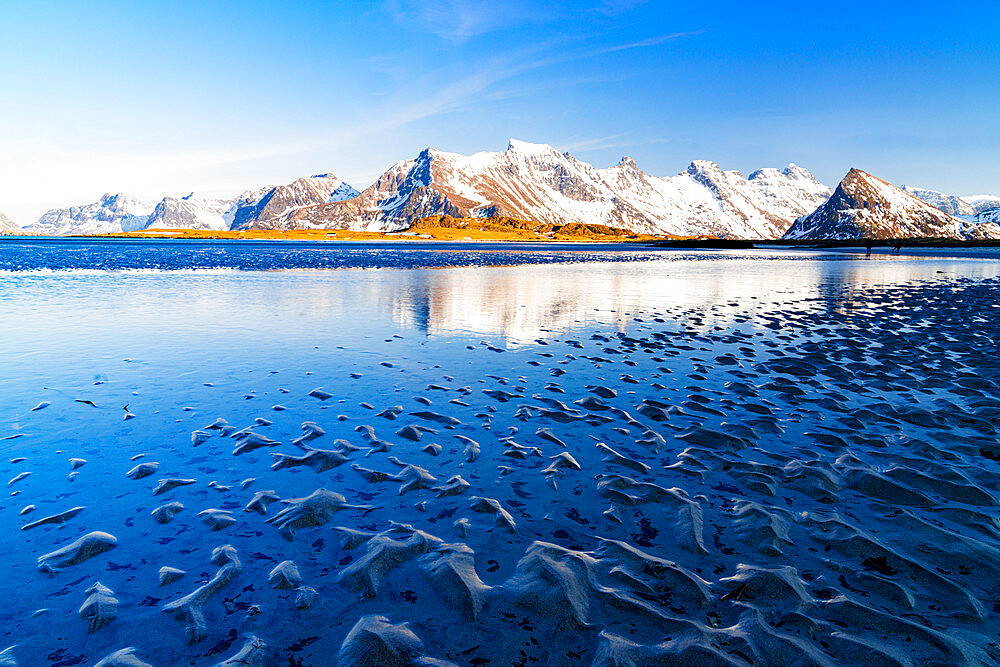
{"left": 1, "top": 256, "right": 999, "bottom": 665}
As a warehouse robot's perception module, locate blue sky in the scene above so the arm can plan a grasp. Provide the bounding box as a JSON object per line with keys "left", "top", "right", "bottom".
{"left": 0, "top": 0, "right": 997, "bottom": 222}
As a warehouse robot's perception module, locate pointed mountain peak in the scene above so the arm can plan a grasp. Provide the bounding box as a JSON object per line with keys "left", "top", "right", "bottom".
{"left": 618, "top": 156, "right": 639, "bottom": 170}
{"left": 687, "top": 159, "right": 722, "bottom": 174}
{"left": 686, "top": 160, "right": 726, "bottom": 185}
{"left": 843, "top": 167, "right": 872, "bottom": 181}
{"left": 784, "top": 167, "right": 976, "bottom": 240}
{"left": 836, "top": 168, "right": 906, "bottom": 196}
{"left": 782, "top": 163, "right": 812, "bottom": 178}
{"left": 415, "top": 147, "right": 442, "bottom": 163}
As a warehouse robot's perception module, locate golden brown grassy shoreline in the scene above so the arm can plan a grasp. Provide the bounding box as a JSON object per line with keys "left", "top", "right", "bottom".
{"left": 86, "top": 215, "right": 692, "bottom": 243}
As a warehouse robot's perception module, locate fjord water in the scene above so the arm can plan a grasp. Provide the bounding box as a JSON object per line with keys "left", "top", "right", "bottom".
{"left": 1, "top": 240, "right": 999, "bottom": 665}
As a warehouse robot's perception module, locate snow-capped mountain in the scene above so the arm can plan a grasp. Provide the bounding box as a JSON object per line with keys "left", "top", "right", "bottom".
{"left": 251, "top": 140, "right": 831, "bottom": 239}
{"left": 0, "top": 211, "right": 18, "bottom": 234}
{"left": 145, "top": 193, "right": 237, "bottom": 231}
{"left": 24, "top": 174, "right": 358, "bottom": 235}
{"left": 901, "top": 185, "right": 1000, "bottom": 218}
{"left": 784, "top": 169, "right": 1000, "bottom": 240}
{"left": 230, "top": 174, "right": 359, "bottom": 230}
{"left": 23, "top": 193, "right": 156, "bottom": 235}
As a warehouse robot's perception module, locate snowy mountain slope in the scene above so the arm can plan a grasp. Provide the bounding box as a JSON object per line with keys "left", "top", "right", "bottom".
{"left": 749, "top": 163, "right": 839, "bottom": 218}
{"left": 146, "top": 193, "right": 238, "bottom": 230}
{"left": 0, "top": 211, "right": 18, "bottom": 233}
{"left": 22, "top": 193, "right": 155, "bottom": 235}
{"left": 965, "top": 195, "right": 1000, "bottom": 212}
{"left": 785, "top": 169, "right": 1000, "bottom": 240}
{"left": 253, "top": 140, "right": 832, "bottom": 239}
{"left": 902, "top": 185, "right": 1000, "bottom": 219}
{"left": 900, "top": 186, "right": 976, "bottom": 217}
{"left": 975, "top": 207, "right": 1000, "bottom": 226}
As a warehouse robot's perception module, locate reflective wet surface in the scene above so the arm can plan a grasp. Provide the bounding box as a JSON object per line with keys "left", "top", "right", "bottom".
{"left": 1, "top": 244, "right": 999, "bottom": 665}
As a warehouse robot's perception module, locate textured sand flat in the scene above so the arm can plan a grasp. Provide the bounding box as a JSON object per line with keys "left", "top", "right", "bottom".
{"left": 2, "top": 254, "right": 1000, "bottom": 664}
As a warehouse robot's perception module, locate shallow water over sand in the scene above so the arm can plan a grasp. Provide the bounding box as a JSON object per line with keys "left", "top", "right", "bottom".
{"left": 1, "top": 245, "right": 999, "bottom": 665}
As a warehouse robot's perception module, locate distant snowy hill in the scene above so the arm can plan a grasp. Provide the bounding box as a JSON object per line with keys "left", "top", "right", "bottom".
{"left": 902, "top": 185, "right": 1000, "bottom": 233}
{"left": 0, "top": 211, "right": 18, "bottom": 234}
{"left": 146, "top": 193, "right": 237, "bottom": 231}
{"left": 23, "top": 193, "right": 156, "bottom": 235}
{"left": 25, "top": 174, "right": 358, "bottom": 235}
{"left": 251, "top": 140, "right": 831, "bottom": 239}
{"left": 902, "top": 185, "right": 1000, "bottom": 218}
{"left": 785, "top": 169, "right": 1000, "bottom": 240}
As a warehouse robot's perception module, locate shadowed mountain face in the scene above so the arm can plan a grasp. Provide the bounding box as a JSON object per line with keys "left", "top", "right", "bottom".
{"left": 253, "top": 140, "right": 832, "bottom": 239}
{"left": 784, "top": 169, "right": 1000, "bottom": 240}
{"left": 976, "top": 207, "right": 1000, "bottom": 225}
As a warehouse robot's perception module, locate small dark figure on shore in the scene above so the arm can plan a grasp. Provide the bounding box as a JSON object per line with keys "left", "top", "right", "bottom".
{"left": 892, "top": 243, "right": 902, "bottom": 254}
{"left": 865, "top": 241, "right": 873, "bottom": 256}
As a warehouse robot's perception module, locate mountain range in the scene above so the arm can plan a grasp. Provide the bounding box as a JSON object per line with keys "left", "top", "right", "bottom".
{"left": 250, "top": 140, "right": 832, "bottom": 239}
{"left": 19, "top": 175, "right": 359, "bottom": 236}
{"left": 3, "top": 140, "right": 997, "bottom": 240}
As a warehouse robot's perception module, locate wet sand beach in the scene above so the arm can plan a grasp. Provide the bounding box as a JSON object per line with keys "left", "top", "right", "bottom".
{"left": 1, "top": 242, "right": 999, "bottom": 665}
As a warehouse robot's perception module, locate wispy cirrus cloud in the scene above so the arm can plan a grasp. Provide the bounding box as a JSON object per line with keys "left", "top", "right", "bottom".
{"left": 596, "top": 30, "right": 707, "bottom": 54}
{"left": 558, "top": 134, "right": 670, "bottom": 158}
{"left": 384, "top": 0, "right": 554, "bottom": 42}
{"left": 596, "top": 0, "right": 649, "bottom": 15}
{"left": 558, "top": 133, "right": 635, "bottom": 153}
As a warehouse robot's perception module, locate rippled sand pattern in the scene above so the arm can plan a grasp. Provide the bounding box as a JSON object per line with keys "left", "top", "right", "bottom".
{"left": 1, "top": 254, "right": 999, "bottom": 665}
